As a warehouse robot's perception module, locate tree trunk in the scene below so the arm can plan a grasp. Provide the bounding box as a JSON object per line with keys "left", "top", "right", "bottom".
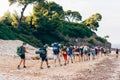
{"left": 18, "top": 4, "right": 28, "bottom": 29}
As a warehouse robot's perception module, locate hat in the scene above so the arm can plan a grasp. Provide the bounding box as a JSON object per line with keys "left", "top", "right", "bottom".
{"left": 44, "top": 44, "right": 48, "bottom": 48}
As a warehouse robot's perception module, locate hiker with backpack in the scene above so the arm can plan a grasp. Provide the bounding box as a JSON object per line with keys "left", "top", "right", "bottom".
{"left": 66, "top": 46, "right": 74, "bottom": 63}
{"left": 36, "top": 44, "right": 50, "bottom": 69}
{"left": 61, "top": 46, "right": 68, "bottom": 66}
{"left": 91, "top": 47, "right": 96, "bottom": 60}
{"left": 79, "top": 46, "right": 84, "bottom": 62}
{"left": 17, "top": 42, "right": 28, "bottom": 69}
{"left": 53, "top": 42, "right": 62, "bottom": 67}
{"left": 73, "top": 46, "right": 80, "bottom": 62}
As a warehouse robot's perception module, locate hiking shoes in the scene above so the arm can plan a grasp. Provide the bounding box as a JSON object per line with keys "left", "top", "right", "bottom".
{"left": 17, "top": 65, "right": 20, "bottom": 69}
{"left": 47, "top": 66, "right": 50, "bottom": 68}
{"left": 64, "top": 63, "right": 66, "bottom": 66}
{"left": 23, "top": 66, "right": 26, "bottom": 68}
{"left": 40, "top": 67, "right": 43, "bottom": 69}
{"left": 60, "top": 64, "right": 62, "bottom": 66}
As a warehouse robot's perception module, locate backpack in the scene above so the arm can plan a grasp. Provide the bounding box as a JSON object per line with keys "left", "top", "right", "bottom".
{"left": 17, "top": 46, "right": 22, "bottom": 56}
{"left": 35, "top": 48, "right": 46, "bottom": 57}
{"left": 53, "top": 43, "right": 59, "bottom": 54}
{"left": 35, "top": 49, "right": 46, "bottom": 54}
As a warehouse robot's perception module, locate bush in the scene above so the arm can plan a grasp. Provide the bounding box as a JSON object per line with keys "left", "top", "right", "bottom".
{"left": 95, "top": 37, "right": 106, "bottom": 43}
{"left": 0, "top": 24, "right": 16, "bottom": 40}
{"left": 88, "top": 37, "right": 95, "bottom": 45}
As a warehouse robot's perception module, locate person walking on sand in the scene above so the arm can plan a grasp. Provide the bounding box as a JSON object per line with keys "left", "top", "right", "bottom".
{"left": 67, "top": 46, "right": 74, "bottom": 63}
{"left": 91, "top": 47, "right": 96, "bottom": 60}
{"left": 61, "top": 46, "right": 68, "bottom": 66}
{"left": 17, "top": 42, "right": 28, "bottom": 69}
{"left": 53, "top": 42, "right": 62, "bottom": 67}
{"left": 39, "top": 44, "right": 50, "bottom": 69}
{"left": 79, "top": 46, "right": 84, "bottom": 62}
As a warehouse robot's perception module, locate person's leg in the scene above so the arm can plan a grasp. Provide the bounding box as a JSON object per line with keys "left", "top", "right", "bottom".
{"left": 100, "top": 51, "right": 102, "bottom": 57}
{"left": 58, "top": 55, "right": 62, "bottom": 66}
{"left": 71, "top": 55, "right": 73, "bottom": 63}
{"left": 54, "top": 55, "right": 57, "bottom": 66}
{"left": 18, "top": 59, "right": 23, "bottom": 69}
{"left": 54, "top": 59, "right": 56, "bottom": 64}
{"left": 84, "top": 54, "right": 86, "bottom": 61}
{"left": 40, "top": 61, "right": 43, "bottom": 69}
{"left": 40, "top": 62, "right": 43, "bottom": 69}
{"left": 64, "top": 54, "right": 67, "bottom": 65}
{"left": 116, "top": 53, "right": 118, "bottom": 58}
{"left": 67, "top": 55, "right": 70, "bottom": 64}
{"left": 81, "top": 55, "right": 83, "bottom": 62}
{"left": 78, "top": 54, "right": 80, "bottom": 62}
{"left": 19, "top": 59, "right": 23, "bottom": 66}
{"left": 22, "top": 54, "right": 26, "bottom": 68}
{"left": 45, "top": 58, "right": 50, "bottom": 68}
{"left": 92, "top": 54, "right": 95, "bottom": 60}
{"left": 87, "top": 53, "right": 90, "bottom": 61}
{"left": 23, "top": 59, "right": 26, "bottom": 68}
{"left": 40, "top": 58, "right": 44, "bottom": 69}
{"left": 18, "top": 55, "right": 24, "bottom": 69}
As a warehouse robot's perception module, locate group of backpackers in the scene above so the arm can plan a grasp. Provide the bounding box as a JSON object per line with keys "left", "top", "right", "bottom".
{"left": 16, "top": 42, "right": 112, "bottom": 69}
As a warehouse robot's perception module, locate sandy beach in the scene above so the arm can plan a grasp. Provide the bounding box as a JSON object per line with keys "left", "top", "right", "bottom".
{"left": 0, "top": 53, "right": 120, "bottom": 80}
{"left": 0, "top": 40, "right": 120, "bottom": 80}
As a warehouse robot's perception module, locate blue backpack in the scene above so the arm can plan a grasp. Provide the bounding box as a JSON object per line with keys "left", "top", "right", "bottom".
{"left": 53, "top": 43, "right": 59, "bottom": 54}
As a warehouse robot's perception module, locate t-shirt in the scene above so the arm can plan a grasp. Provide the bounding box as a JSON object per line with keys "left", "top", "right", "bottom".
{"left": 53, "top": 43, "right": 59, "bottom": 54}
{"left": 21, "top": 46, "right": 26, "bottom": 54}
{"left": 67, "top": 47, "right": 73, "bottom": 55}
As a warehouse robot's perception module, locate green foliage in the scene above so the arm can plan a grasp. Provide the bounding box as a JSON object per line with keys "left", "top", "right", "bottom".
{"left": 11, "top": 12, "right": 19, "bottom": 28}
{"left": 8, "top": 0, "right": 45, "bottom": 28}
{"left": 61, "top": 22, "right": 93, "bottom": 38}
{"left": 0, "top": 24, "right": 17, "bottom": 39}
{"left": 0, "top": 11, "right": 12, "bottom": 26}
{"left": 0, "top": 23, "right": 42, "bottom": 47}
{"left": 18, "top": 34, "right": 42, "bottom": 47}
{"left": 104, "top": 35, "right": 109, "bottom": 39}
{"left": 47, "top": 2, "right": 64, "bottom": 16}
{"left": 95, "top": 37, "right": 106, "bottom": 43}
{"left": 64, "top": 10, "right": 82, "bottom": 22}
{"left": 83, "top": 13, "right": 102, "bottom": 31}
{"left": 88, "top": 37, "right": 95, "bottom": 45}
{"left": 0, "top": 0, "right": 104, "bottom": 47}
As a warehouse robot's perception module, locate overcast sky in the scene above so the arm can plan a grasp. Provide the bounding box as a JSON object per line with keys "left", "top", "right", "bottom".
{"left": 0, "top": 0, "right": 120, "bottom": 46}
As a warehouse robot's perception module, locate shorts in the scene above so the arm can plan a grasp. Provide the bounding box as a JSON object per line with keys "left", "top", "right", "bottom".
{"left": 74, "top": 52, "right": 79, "bottom": 56}
{"left": 41, "top": 57, "right": 48, "bottom": 62}
{"left": 68, "top": 54, "right": 73, "bottom": 60}
{"left": 63, "top": 54, "right": 67, "bottom": 61}
{"left": 53, "top": 51, "right": 59, "bottom": 54}
{"left": 20, "top": 54, "right": 25, "bottom": 59}
{"left": 80, "top": 53, "right": 84, "bottom": 56}
{"left": 54, "top": 54, "right": 60, "bottom": 59}
{"left": 68, "top": 54, "right": 73, "bottom": 58}
{"left": 92, "top": 52, "right": 95, "bottom": 56}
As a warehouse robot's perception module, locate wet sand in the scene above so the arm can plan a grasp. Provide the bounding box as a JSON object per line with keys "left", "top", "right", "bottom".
{"left": 0, "top": 53, "right": 120, "bottom": 80}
